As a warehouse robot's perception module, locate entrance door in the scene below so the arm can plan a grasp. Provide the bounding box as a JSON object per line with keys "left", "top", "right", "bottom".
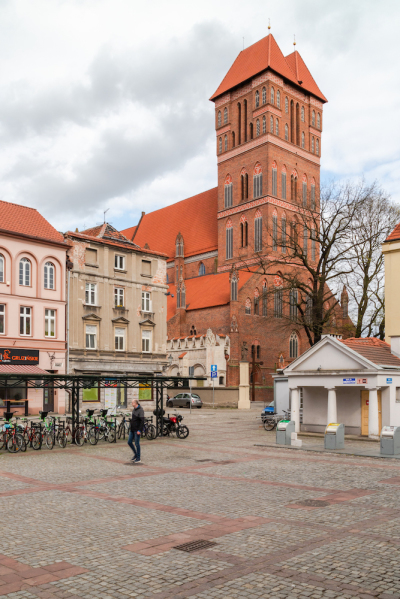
{"left": 361, "top": 390, "right": 382, "bottom": 435}
{"left": 43, "top": 383, "right": 54, "bottom": 412}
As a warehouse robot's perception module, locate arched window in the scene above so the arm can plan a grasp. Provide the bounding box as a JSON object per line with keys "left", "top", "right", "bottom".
{"left": 281, "top": 214, "right": 287, "bottom": 254}
{"left": 198, "top": 263, "right": 205, "bottom": 276}
{"left": 302, "top": 177, "right": 307, "bottom": 207}
{"left": 271, "top": 87, "right": 275, "bottom": 104}
{"left": 224, "top": 107, "right": 228, "bottom": 124}
{"left": 0, "top": 254, "right": 4, "bottom": 283}
{"left": 231, "top": 273, "right": 238, "bottom": 301}
{"left": 245, "top": 298, "right": 251, "bottom": 315}
{"left": 277, "top": 90, "right": 281, "bottom": 108}
{"left": 301, "top": 131, "right": 305, "bottom": 149}
{"left": 312, "top": 110, "right": 316, "bottom": 127}
{"left": 255, "top": 90, "right": 259, "bottom": 108}
{"left": 19, "top": 258, "right": 31, "bottom": 286}
{"left": 243, "top": 100, "right": 247, "bottom": 142}
{"left": 224, "top": 134, "right": 228, "bottom": 151}
{"left": 256, "top": 119, "right": 260, "bottom": 136}
{"left": 271, "top": 163, "right": 277, "bottom": 196}
{"left": 311, "top": 227, "right": 316, "bottom": 261}
{"left": 301, "top": 106, "right": 305, "bottom": 122}
{"left": 316, "top": 138, "right": 320, "bottom": 155}
{"left": 249, "top": 122, "right": 253, "bottom": 139}
{"left": 180, "top": 283, "right": 186, "bottom": 309}
{"left": 311, "top": 137, "right": 315, "bottom": 153}
{"left": 317, "top": 113, "right": 321, "bottom": 129}
{"left": 275, "top": 118, "right": 279, "bottom": 136}
{"left": 262, "top": 116, "right": 266, "bottom": 134}
{"left": 285, "top": 124, "right": 289, "bottom": 141}
{"left": 291, "top": 172, "right": 298, "bottom": 202}
{"left": 262, "top": 281, "right": 267, "bottom": 316}
{"left": 240, "top": 170, "right": 248, "bottom": 201}
{"left": 175, "top": 235, "right": 184, "bottom": 257}
{"left": 219, "top": 137, "right": 222, "bottom": 153}
{"left": 217, "top": 111, "right": 221, "bottom": 127}
{"left": 240, "top": 216, "right": 248, "bottom": 247}
{"left": 224, "top": 175, "right": 233, "bottom": 208}
{"left": 311, "top": 182, "right": 316, "bottom": 210}
{"left": 289, "top": 332, "right": 298, "bottom": 358}
{"left": 237, "top": 102, "right": 241, "bottom": 144}
{"left": 44, "top": 262, "right": 55, "bottom": 290}
{"left": 285, "top": 96, "right": 289, "bottom": 113}
{"left": 253, "top": 163, "right": 263, "bottom": 199}
{"left": 274, "top": 288, "right": 283, "bottom": 318}
{"left": 254, "top": 289, "right": 259, "bottom": 315}
{"left": 270, "top": 115, "right": 274, "bottom": 133}
{"left": 262, "top": 87, "right": 266, "bottom": 104}
{"left": 254, "top": 209, "right": 262, "bottom": 252}
{"left": 232, "top": 131, "right": 235, "bottom": 148}
{"left": 289, "top": 289, "right": 298, "bottom": 321}
{"left": 226, "top": 219, "right": 233, "bottom": 259}
{"left": 281, "top": 168, "right": 287, "bottom": 200}
{"left": 272, "top": 212, "right": 278, "bottom": 251}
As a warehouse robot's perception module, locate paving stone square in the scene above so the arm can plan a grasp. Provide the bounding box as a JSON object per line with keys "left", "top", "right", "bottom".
{"left": 0, "top": 409, "right": 400, "bottom": 598}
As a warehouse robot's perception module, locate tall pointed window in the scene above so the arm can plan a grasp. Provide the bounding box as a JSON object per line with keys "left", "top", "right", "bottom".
{"left": 281, "top": 169, "right": 287, "bottom": 200}
{"left": 256, "top": 119, "right": 260, "bottom": 136}
{"left": 270, "top": 115, "right": 274, "bottom": 133}
{"left": 291, "top": 172, "right": 298, "bottom": 202}
{"left": 317, "top": 113, "right": 321, "bottom": 129}
{"left": 301, "top": 131, "right": 305, "bottom": 148}
{"left": 262, "top": 116, "right": 266, "bottom": 134}
{"left": 254, "top": 210, "right": 262, "bottom": 252}
{"left": 277, "top": 90, "right": 281, "bottom": 108}
{"left": 271, "top": 87, "right": 275, "bottom": 104}
{"left": 240, "top": 216, "right": 248, "bottom": 247}
{"left": 232, "top": 131, "right": 235, "bottom": 148}
{"left": 198, "top": 262, "right": 205, "bottom": 276}
{"left": 311, "top": 227, "right": 316, "bottom": 261}
{"left": 243, "top": 100, "right": 247, "bottom": 142}
{"left": 245, "top": 298, "right": 251, "bottom": 315}
{"left": 241, "top": 170, "right": 248, "bottom": 201}
{"left": 249, "top": 122, "right": 253, "bottom": 139}
{"left": 255, "top": 90, "right": 259, "bottom": 108}
{"left": 312, "top": 110, "right": 316, "bottom": 127}
{"left": 237, "top": 102, "right": 241, "bottom": 144}
{"left": 302, "top": 179, "right": 307, "bottom": 207}
{"left": 316, "top": 138, "right": 320, "bottom": 155}
{"left": 274, "top": 288, "right": 283, "bottom": 318}
{"left": 253, "top": 164, "right": 263, "bottom": 199}
{"left": 301, "top": 106, "right": 305, "bottom": 122}
{"left": 262, "top": 281, "right": 267, "bottom": 316}
{"left": 303, "top": 226, "right": 308, "bottom": 257}
{"left": 254, "top": 290, "right": 259, "bottom": 315}
{"left": 272, "top": 164, "right": 277, "bottom": 196}
{"left": 289, "top": 332, "right": 298, "bottom": 358}
{"left": 19, "top": 258, "right": 31, "bottom": 286}
{"left": 176, "top": 235, "right": 184, "bottom": 257}
{"left": 311, "top": 183, "right": 316, "bottom": 210}
{"left": 289, "top": 289, "right": 298, "bottom": 321}
{"left": 272, "top": 213, "right": 278, "bottom": 251}
{"left": 224, "top": 107, "right": 228, "bottom": 124}
{"left": 275, "top": 118, "right": 279, "bottom": 136}
{"left": 217, "top": 111, "right": 221, "bottom": 127}
{"left": 285, "top": 96, "right": 289, "bottom": 113}
{"left": 226, "top": 219, "right": 233, "bottom": 259}
{"left": 285, "top": 124, "right": 289, "bottom": 140}
{"left": 0, "top": 254, "right": 4, "bottom": 283}
{"left": 281, "top": 215, "right": 287, "bottom": 254}
{"left": 311, "top": 137, "right": 315, "bottom": 153}
{"left": 231, "top": 273, "right": 238, "bottom": 301}
{"left": 224, "top": 175, "right": 233, "bottom": 208}
{"left": 219, "top": 137, "right": 222, "bottom": 153}
{"left": 224, "top": 135, "right": 228, "bottom": 151}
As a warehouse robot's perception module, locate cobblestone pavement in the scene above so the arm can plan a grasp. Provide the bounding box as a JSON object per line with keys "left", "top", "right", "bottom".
{"left": 1, "top": 409, "right": 400, "bottom": 598}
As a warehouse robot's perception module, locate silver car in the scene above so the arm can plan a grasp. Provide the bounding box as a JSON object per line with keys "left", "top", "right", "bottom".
{"left": 167, "top": 393, "right": 203, "bottom": 409}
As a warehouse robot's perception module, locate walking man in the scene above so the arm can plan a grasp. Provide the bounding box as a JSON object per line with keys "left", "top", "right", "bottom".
{"left": 128, "top": 399, "right": 144, "bottom": 463}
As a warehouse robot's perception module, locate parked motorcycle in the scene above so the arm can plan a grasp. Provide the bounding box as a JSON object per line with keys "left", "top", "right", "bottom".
{"left": 162, "top": 413, "right": 189, "bottom": 439}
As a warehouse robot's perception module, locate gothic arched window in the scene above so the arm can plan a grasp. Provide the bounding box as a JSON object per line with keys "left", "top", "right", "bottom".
{"left": 254, "top": 210, "right": 262, "bottom": 252}
{"left": 256, "top": 119, "right": 260, "bottom": 136}
{"left": 226, "top": 219, "right": 233, "bottom": 259}
{"left": 301, "top": 106, "right": 305, "bottom": 122}
{"left": 285, "top": 124, "right": 289, "bottom": 141}
{"left": 224, "top": 175, "right": 233, "bottom": 208}
{"left": 270, "top": 115, "right": 274, "bottom": 133}
{"left": 0, "top": 254, "right": 4, "bottom": 283}
{"left": 271, "top": 164, "right": 277, "bottom": 196}
{"left": 245, "top": 298, "right": 251, "bottom": 315}
{"left": 255, "top": 90, "right": 259, "bottom": 108}
{"left": 253, "top": 164, "right": 263, "bottom": 199}
{"left": 311, "top": 137, "right": 315, "bottom": 153}
{"left": 271, "top": 87, "right": 275, "bottom": 104}
{"left": 231, "top": 274, "right": 238, "bottom": 301}
{"left": 219, "top": 137, "right": 222, "bottom": 153}
{"left": 317, "top": 112, "right": 321, "bottom": 129}
{"left": 277, "top": 90, "right": 280, "bottom": 108}
{"left": 301, "top": 131, "right": 305, "bottom": 148}
{"left": 224, "top": 134, "right": 228, "bottom": 151}
{"left": 289, "top": 332, "right": 299, "bottom": 358}
{"left": 316, "top": 138, "right": 320, "bottom": 155}
{"left": 312, "top": 110, "right": 316, "bottom": 127}
{"left": 281, "top": 215, "right": 287, "bottom": 253}
{"left": 289, "top": 289, "right": 298, "bottom": 321}
{"left": 275, "top": 118, "right": 279, "bottom": 136}
{"left": 198, "top": 262, "right": 205, "bottom": 276}
{"left": 224, "top": 107, "right": 228, "bottom": 124}
{"left": 285, "top": 97, "right": 289, "bottom": 113}
{"left": 232, "top": 131, "right": 235, "bottom": 148}
{"left": 262, "top": 281, "right": 267, "bottom": 316}
{"left": 272, "top": 213, "right": 278, "bottom": 251}
{"left": 262, "top": 87, "right": 266, "bottom": 104}
{"left": 217, "top": 111, "right": 221, "bottom": 127}
{"left": 262, "top": 116, "right": 266, "bottom": 134}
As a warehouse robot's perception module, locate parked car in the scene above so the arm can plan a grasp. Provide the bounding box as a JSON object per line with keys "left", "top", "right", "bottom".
{"left": 261, "top": 400, "right": 275, "bottom": 422}
{"left": 167, "top": 393, "right": 203, "bottom": 409}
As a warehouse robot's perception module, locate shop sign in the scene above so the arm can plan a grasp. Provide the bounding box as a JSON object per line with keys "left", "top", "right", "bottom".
{"left": 387, "top": 378, "right": 393, "bottom": 384}
{"left": 343, "top": 378, "right": 355, "bottom": 385}
{"left": 0, "top": 348, "right": 39, "bottom": 365}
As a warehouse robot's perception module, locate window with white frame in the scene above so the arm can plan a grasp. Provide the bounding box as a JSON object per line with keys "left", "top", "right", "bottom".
{"left": 141, "top": 291, "right": 151, "bottom": 312}
{"left": 45, "top": 309, "right": 56, "bottom": 337}
{"left": 114, "top": 255, "right": 125, "bottom": 270}
{"left": 85, "top": 283, "right": 97, "bottom": 305}
{"left": 0, "top": 304, "right": 4, "bottom": 334}
{"left": 115, "top": 327, "right": 125, "bottom": 351}
{"left": 20, "top": 307, "right": 31, "bottom": 336}
{"left": 44, "top": 262, "right": 55, "bottom": 289}
{"left": 142, "top": 329, "right": 151, "bottom": 353}
{"left": 85, "top": 325, "right": 97, "bottom": 349}
{"left": 290, "top": 332, "right": 299, "bottom": 358}
{"left": 19, "top": 258, "right": 30, "bottom": 286}
{"left": 0, "top": 255, "right": 4, "bottom": 283}
{"left": 114, "top": 287, "right": 124, "bottom": 308}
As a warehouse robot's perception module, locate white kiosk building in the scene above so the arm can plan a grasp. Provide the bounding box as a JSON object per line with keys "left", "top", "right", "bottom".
{"left": 283, "top": 336, "right": 400, "bottom": 439}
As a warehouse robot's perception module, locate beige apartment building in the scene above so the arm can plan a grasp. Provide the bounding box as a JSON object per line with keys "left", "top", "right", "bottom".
{"left": 382, "top": 222, "right": 400, "bottom": 353}
{"left": 65, "top": 224, "right": 168, "bottom": 409}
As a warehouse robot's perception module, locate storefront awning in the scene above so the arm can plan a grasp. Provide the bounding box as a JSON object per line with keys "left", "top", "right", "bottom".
{"left": 0, "top": 365, "right": 49, "bottom": 374}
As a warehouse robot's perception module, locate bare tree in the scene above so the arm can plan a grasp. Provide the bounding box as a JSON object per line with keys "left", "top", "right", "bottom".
{"left": 235, "top": 179, "right": 393, "bottom": 346}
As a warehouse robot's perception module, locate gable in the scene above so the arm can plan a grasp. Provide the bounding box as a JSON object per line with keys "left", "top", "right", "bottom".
{"left": 290, "top": 342, "right": 370, "bottom": 372}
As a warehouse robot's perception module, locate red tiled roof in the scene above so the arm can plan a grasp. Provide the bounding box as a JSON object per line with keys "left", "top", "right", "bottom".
{"left": 121, "top": 188, "right": 218, "bottom": 260}
{"left": 0, "top": 365, "right": 49, "bottom": 374}
{"left": 0, "top": 200, "right": 65, "bottom": 245}
{"left": 210, "top": 34, "right": 327, "bottom": 103}
{"left": 340, "top": 338, "right": 400, "bottom": 368}
{"left": 167, "top": 271, "right": 254, "bottom": 320}
{"left": 285, "top": 51, "right": 327, "bottom": 103}
{"left": 385, "top": 222, "right": 400, "bottom": 242}
{"left": 178, "top": 352, "right": 187, "bottom": 359}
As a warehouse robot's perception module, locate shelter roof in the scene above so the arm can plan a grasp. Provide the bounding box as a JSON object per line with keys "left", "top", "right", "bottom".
{"left": 0, "top": 365, "right": 49, "bottom": 374}
{"left": 0, "top": 200, "right": 66, "bottom": 245}
{"left": 121, "top": 188, "right": 218, "bottom": 260}
{"left": 340, "top": 338, "right": 400, "bottom": 368}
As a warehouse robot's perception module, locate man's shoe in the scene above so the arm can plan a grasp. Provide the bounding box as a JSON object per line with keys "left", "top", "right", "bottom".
{"left": 134, "top": 459, "right": 141, "bottom": 463}
{"left": 131, "top": 456, "right": 137, "bottom": 461}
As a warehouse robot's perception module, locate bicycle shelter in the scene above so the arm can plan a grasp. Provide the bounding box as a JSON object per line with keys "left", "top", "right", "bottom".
{"left": 0, "top": 373, "right": 206, "bottom": 438}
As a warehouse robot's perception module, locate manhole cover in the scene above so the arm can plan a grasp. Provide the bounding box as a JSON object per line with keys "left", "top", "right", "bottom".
{"left": 296, "top": 500, "right": 330, "bottom": 507}
{"left": 174, "top": 540, "right": 217, "bottom": 552}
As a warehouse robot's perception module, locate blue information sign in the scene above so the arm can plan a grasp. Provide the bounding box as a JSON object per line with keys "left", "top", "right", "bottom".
{"left": 343, "top": 378, "right": 356, "bottom": 385}
{"left": 211, "top": 371, "right": 217, "bottom": 379}
{"left": 387, "top": 378, "right": 393, "bottom": 384}
{"left": 211, "top": 365, "right": 217, "bottom": 372}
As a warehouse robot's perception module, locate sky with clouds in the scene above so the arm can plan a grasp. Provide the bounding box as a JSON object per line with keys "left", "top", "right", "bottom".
{"left": 0, "top": 0, "right": 398, "bottom": 233}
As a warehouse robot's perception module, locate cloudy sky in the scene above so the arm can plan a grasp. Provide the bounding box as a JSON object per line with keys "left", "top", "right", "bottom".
{"left": 0, "top": 0, "right": 399, "bottom": 233}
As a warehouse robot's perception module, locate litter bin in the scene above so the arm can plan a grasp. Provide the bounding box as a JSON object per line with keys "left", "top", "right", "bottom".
{"left": 276, "top": 420, "right": 295, "bottom": 445}
{"left": 324, "top": 423, "right": 345, "bottom": 449}
{"left": 380, "top": 426, "right": 400, "bottom": 455}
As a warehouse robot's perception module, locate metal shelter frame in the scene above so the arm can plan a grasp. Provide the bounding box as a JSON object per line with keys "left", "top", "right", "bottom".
{"left": 0, "top": 373, "right": 206, "bottom": 437}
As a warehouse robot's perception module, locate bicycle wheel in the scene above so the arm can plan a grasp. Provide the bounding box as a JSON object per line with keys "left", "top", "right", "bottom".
{"left": 57, "top": 431, "right": 67, "bottom": 448}
{"left": 0, "top": 431, "right": 6, "bottom": 450}
{"left": 88, "top": 427, "right": 99, "bottom": 445}
{"left": 32, "top": 432, "right": 42, "bottom": 450}
{"left": 146, "top": 424, "right": 157, "bottom": 440}
{"left": 75, "top": 428, "right": 85, "bottom": 446}
{"left": 45, "top": 432, "right": 55, "bottom": 449}
{"left": 7, "top": 433, "right": 25, "bottom": 453}
{"left": 263, "top": 419, "right": 275, "bottom": 432}
{"left": 107, "top": 428, "right": 116, "bottom": 443}
{"left": 177, "top": 425, "right": 189, "bottom": 439}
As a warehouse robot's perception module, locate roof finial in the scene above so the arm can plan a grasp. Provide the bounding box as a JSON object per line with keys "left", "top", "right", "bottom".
{"left": 268, "top": 18, "right": 271, "bottom": 31}
{"left": 293, "top": 34, "right": 296, "bottom": 48}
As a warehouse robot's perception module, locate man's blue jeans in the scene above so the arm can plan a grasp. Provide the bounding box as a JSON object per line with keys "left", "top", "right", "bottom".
{"left": 128, "top": 431, "right": 141, "bottom": 460}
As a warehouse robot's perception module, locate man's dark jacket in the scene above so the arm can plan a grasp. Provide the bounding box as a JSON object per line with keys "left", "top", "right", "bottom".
{"left": 131, "top": 404, "right": 145, "bottom": 433}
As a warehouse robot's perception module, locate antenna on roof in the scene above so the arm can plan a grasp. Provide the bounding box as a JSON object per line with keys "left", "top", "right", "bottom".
{"left": 268, "top": 18, "right": 271, "bottom": 31}
{"left": 103, "top": 208, "right": 109, "bottom": 223}
{"left": 293, "top": 34, "right": 296, "bottom": 48}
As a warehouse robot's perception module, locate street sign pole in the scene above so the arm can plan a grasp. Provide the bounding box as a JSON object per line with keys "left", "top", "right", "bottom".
{"left": 211, "top": 365, "right": 217, "bottom": 409}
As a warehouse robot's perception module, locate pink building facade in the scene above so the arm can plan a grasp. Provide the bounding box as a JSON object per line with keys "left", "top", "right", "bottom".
{"left": 0, "top": 200, "right": 69, "bottom": 414}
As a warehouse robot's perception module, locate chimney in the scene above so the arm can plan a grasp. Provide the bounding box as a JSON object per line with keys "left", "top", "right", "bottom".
{"left": 390, "top": 336, "right": 400, "bottom": 358}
